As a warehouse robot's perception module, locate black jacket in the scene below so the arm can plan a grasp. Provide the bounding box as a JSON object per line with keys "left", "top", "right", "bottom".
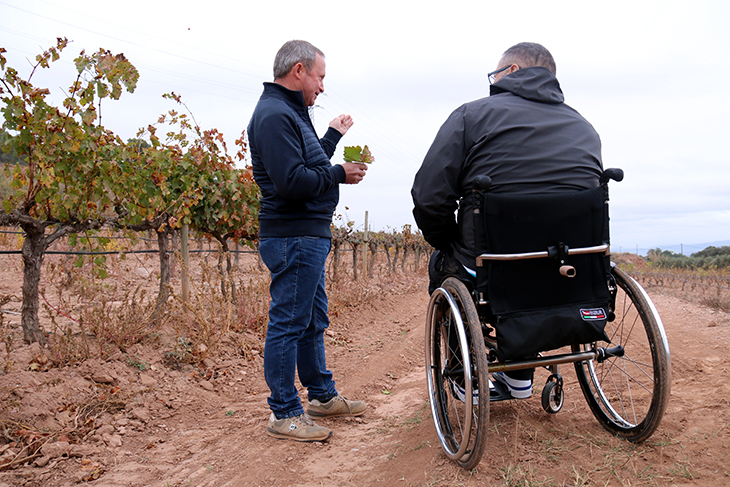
{"left": 411, "top": 67, "right": 603, "bottom": 268}
{"left": 248, "top": 82, "right": 346, "bottom": 238}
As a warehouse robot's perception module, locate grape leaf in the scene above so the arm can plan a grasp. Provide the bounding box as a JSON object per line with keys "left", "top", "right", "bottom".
{"left": 343, "top": 146, "right": 362, "bottom": 162}
{"left": 361, "top": 145, "right": 374, "bottom": 163}
{"left": 343, "top": 145, "right": 375, "bottom": 164}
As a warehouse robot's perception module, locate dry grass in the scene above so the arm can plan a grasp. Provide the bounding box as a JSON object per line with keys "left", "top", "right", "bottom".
{"left": 40, "top": 261, "right": 165, "bottom": 365}
{"left": 28, "top": 243, "right": 428, "bottom": 369}
{"left": 0, "top": 384, "right": 128, "bottom": 471}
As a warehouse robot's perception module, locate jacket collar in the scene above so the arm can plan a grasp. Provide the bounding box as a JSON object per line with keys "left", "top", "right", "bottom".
{"left": 262, "top": 82, "right": 307, "bottom": 111}
{"left": 489, "top": 66, "right": 564, "bottom": 104}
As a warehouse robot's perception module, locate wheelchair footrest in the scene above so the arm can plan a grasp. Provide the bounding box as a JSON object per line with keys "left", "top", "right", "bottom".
{"left": 489, "top": 377, "right": 513, "bottom": 402}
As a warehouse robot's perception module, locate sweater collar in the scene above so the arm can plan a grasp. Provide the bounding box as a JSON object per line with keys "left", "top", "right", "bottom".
{"left": 262, "top": 82, "right": 307, "bottom": 110}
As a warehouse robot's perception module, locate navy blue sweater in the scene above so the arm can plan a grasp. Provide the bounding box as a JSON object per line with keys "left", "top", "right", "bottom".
{"left": 248, "top": 82, "right": 346, "bottom": 238}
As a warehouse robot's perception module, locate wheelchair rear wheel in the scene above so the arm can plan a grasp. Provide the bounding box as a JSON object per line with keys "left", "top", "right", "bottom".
{"left": 573, "top": 266, "right": 671, "bottom": 442}
{"left": 425, "top": 277, "right": 490, "bottom": 469}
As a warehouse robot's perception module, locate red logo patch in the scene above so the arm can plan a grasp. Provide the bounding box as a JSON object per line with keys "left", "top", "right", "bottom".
{"left": 581, "top": 308, "right": 606, "bottom": 321}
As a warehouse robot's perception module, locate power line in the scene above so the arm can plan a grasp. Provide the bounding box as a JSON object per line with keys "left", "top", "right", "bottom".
{"left": 318, "top": 88, "right": 424, "bottom": 170}
{"left": 0, "top": 0, "right": 266, "bottom": 80}
{"left": 33, "top": 0, "right": 272, "bottom": 75}
{"left": 312, "top": 97, "right": 422, "bottom": 182}
{"left": 330, "top": 93, "right": 426, "bottom": 164}
{"left": 0, "top": 25, "right": 54, "bottom": 45}
{"left": 1, "top": 0, "right": 430, "bottom": 181}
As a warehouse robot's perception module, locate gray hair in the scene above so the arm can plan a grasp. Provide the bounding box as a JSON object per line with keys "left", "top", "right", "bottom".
{"left": 501, "top": 42, "right": 556, "bottom": 75}
{"left": 273, "top": 40, "right": 325, "bottom": 79}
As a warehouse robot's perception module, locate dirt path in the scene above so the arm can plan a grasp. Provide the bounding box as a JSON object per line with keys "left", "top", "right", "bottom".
{"left": 2, "top": 283, "right": 730, "bottom": 486}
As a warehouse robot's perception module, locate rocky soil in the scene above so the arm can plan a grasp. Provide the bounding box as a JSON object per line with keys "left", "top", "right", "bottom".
{"left": 0, "top": 255, "right": 729, "bottom": 486}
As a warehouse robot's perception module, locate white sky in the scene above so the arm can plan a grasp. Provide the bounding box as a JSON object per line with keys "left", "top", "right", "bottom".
{"left": 2, "top": 0, "right": 729, "bottom": 255}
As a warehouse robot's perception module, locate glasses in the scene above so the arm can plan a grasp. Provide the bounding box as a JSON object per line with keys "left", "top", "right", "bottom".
{"left": 487, "top": 65, "right": 512, "bottom": 85}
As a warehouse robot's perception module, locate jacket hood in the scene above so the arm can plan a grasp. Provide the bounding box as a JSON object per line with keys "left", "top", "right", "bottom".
{"left": 489, "top": 66, "right": 564, "bottom": 104}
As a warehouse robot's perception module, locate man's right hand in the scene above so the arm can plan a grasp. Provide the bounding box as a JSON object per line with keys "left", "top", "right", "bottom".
{"left": 342, "top": 162, "right": 368, "bottom": 185}
{"left": 330, "top": 115, "right": 354, "bottom": 135}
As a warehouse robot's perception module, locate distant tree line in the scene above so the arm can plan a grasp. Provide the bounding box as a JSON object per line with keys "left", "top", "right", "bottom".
{"left": 646, "top": 246, "right": 730, "bottom": 269}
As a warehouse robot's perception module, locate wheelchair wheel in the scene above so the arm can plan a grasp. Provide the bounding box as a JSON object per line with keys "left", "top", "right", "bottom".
{"left": 541, "top": 379, "right": 564, "bottom": 414}
{"left": 425, "top": 277, "right": 490, "bottom": 469}
{"left": 573, "top": 266, "right": 671, "bottom": 442}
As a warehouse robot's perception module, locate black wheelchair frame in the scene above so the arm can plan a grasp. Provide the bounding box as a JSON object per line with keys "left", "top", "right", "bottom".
{"left": 424, "top": 170, "right": 672, "bottom": 469}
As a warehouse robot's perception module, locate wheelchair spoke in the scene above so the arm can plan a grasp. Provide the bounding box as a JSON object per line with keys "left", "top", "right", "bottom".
{"left": 609, "top": 354, "right": 655, "bottom": 387}
{"left": 574, "top": 267, "right": 671, "bottom": 441}
{"left": 606, "top": 300, "right": 640, "bottom": 347}
{"left": 604, "top": 358, "right": 639, "bottom": 425}
{"left": 584, "top": 360, "right": 634, "bottom": 428}
{"left": 599, "top": 346, "right": 655, "bottom": 387}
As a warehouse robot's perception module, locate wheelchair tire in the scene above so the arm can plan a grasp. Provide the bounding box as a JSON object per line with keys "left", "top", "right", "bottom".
{"left": 573, "top": 266, "right": 672, "bottom": 442}
{"left": 541, "top": 380, "right": 564, "bottom": 414}
{"left": 425, "top": 277, "right": 490, "bottom": 469}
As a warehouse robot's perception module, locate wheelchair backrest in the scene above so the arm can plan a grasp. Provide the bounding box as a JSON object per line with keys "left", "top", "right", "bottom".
{"left": 473, "top": 183, "right": 614, "bottom": 360}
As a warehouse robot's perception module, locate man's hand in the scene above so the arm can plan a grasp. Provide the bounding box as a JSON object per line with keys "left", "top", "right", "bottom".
{"left": 342, "top": 162, "right": 368, "bottom": 184}
{"left": 330, "top": 114, "right": 354, "bottom": 135}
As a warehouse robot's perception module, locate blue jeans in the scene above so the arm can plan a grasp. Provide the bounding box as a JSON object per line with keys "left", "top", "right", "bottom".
{"left": 259, "top": 236, "right": 338, "bottom": 419}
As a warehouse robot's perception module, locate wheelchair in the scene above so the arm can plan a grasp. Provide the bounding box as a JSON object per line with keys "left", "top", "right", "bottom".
{"left": 424, "top": 169, "right": 672, "bottom": 469}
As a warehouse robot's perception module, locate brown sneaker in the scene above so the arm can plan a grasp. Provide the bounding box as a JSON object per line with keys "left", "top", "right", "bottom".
{"left": 307, "top": 395, "right": 367, "bottom": 418}
{"left": 266, "top": 413, "right": 332, "bottom": 442}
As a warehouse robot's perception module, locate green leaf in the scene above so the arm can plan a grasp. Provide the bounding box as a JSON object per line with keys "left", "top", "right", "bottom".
{"left": 343, "top": 146, "right": 362, "bottom": 163}
{"left": 343, "top": 145, "right": 374, "bottom": 164}
{"left": 95, "top": 266, "right": 108, "bottom": 279}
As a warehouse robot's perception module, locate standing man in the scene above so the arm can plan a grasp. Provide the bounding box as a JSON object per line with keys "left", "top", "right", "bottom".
{"left": 411, "top": 42, "right": 603, "bottom": 399}
{"left": 248, "top": 40, "right": 368, "bottom": 442}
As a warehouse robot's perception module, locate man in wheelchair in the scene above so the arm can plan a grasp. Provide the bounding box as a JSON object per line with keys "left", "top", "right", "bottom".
{"left": 411, "top": 42, "right": 603, "bottom": 400}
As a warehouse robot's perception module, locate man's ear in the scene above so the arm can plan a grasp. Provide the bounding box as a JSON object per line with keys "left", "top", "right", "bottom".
{"left": 292, "top": 62, "right": 306, "bottom": 80}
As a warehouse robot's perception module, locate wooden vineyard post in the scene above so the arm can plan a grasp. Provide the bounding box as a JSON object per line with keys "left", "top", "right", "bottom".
{"left": 363, "top": 211, "right": 369, "bottom": 279}
{"left": 181, "top": 224, "right": 190, "bottom": 308}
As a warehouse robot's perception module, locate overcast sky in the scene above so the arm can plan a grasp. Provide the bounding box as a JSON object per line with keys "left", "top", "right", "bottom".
{"left": 2, "top": 0, "right": 728, "bottom": 255}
